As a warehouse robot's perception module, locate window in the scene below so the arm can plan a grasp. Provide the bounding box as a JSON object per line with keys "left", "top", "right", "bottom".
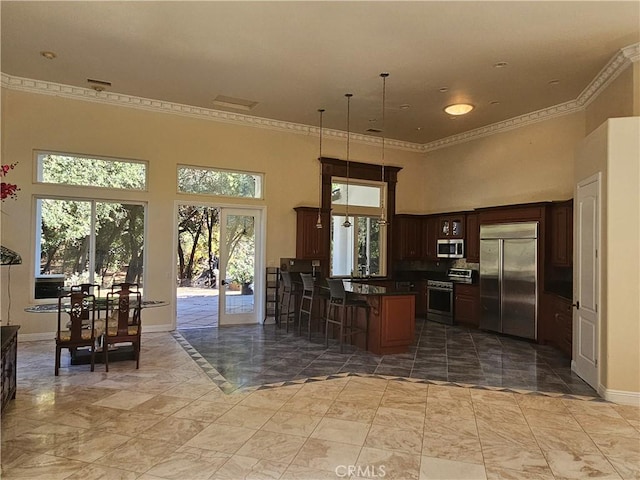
{"left": 35, "top": 198, "right": 145, "bottom": 298}
{"left": 36, "top": 152, "right": 147, "bottom": 190}
{"left": 330, "top": 179, "right": 386, "bottom": 277}
{"left": 178, "top": 165, "right": 263, "bottom": 199}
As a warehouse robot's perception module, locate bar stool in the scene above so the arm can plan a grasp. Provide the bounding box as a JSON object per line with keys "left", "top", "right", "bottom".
{"left": 325, "top": 279, "right": 370, "bottom": 353}
{"left": 279, "top": 271, "right": 296, "bottom": 332}
{"left": 298, "top": 273, "right": 315, "bottom": 339}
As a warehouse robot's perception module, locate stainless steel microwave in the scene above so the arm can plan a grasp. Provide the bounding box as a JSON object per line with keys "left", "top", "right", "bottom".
{"left": 437, "top": 239, "right": 464, "bottom": 259}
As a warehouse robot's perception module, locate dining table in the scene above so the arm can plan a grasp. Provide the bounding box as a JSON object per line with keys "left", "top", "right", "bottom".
{"left": 25, "top": 298, "right": 168, "bottom": 365}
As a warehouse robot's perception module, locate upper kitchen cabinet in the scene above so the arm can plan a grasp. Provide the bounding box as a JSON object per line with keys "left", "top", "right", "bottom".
{"left": 465, "top": 213, "right": 479, "bottom": 263}
{"left": 294, "top": 207, "right": 329, "bottom": 259}
{"left": 393, "top": 215, "right": 424, "bottom": 260}
{"left": 439, "top": 214, "right": 465, "bottom": 239}
{"left": 548, "top": 200, "right": 573, "bottom": 267}
{"left": 424, "top": 215, "right": 440, "bottom": 261}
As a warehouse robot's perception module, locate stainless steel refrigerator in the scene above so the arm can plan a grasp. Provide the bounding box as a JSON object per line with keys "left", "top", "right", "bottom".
{"left": 480, "top": 222, "right": 538, "bottom": 339}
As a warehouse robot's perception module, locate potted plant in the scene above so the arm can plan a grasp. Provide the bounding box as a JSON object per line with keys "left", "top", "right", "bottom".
{"left": 227, "top": 255, "right": 254, "bottom": 295}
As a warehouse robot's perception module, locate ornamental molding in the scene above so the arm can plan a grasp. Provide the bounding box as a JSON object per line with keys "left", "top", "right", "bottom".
{"left": 2, "top": 43, "right": 638, "bottom": 155}
{"left": 0, "top": 73, "right": 423, "bottom": 153}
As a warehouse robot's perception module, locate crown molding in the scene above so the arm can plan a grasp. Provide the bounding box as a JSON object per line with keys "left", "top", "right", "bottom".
{"left": 2, "top": 42, "right": 638, "bottom": 155}
{"left": 0, "top": 73, "right": 423, "bottom": 153}
{"left": 423, "top": 42, "right": 639, "bottom": 153}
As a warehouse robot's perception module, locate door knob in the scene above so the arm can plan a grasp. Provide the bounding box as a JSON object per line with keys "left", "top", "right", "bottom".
{"left": 221, "top": 279, "right": 229, "bottom": 286}
{"left": 572, "top": 301, "right": 580, "bottom": 309}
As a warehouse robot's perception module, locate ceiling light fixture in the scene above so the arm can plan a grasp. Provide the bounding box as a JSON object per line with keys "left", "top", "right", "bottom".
{"left": 343, "top": 93, "right": 353, "bottom": 228}
{"left": 439, "top": 87, "right": 449, "bottom": 93}
{"left": 316, "top": 108, "right": 325, "bottom": 229}
{"left": 493, "top": 61, "right": 508, "bottom": 68}
{"left": 40, "top": 51, "right": 56, "bottom": 60}
{"left": 548, "top": 79, "right": 560, "bottom": 85}
{"left": 399, "top": 103, "right": 410, "bottom": 110}
{"left": 378, "top": 72, "right": 390, "bottom": 227}
{"left": 444, "top": 103, "right": 474, "bottom": 116}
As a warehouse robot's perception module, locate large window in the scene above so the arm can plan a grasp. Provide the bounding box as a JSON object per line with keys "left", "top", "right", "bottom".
{"left": 330, "top": 179, "right": 386, "bottom": 277}
{"left": 36, "top": 152, "right": 147, "bottom": 190}
{"left": 35, "top": 199, "right": 145, "bottom": 298}
{"left": 178, "top": 165, "right": 263, "bottom": 199}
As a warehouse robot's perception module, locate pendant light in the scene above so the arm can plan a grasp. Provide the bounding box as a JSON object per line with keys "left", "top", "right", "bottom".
{"left": 378, "top": 72, "right": 389, "bottom": 226}
{"left": 343, "top": 93, "right": 353, "bottom": 228}
{"left": 316, "top": 109, "right": 325, "bottom": 229}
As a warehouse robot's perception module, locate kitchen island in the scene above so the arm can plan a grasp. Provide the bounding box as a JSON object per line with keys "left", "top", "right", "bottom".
{"left": 340, "top": 280, "right": 416, "bottom": 355}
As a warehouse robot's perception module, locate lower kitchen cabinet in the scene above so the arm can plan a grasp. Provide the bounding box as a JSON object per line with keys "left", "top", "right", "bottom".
{"left": 454, "top": 283, "right": 479, "bottom": 327}
{"left": 541, "top": 293, "right": 573, "bottom": 357}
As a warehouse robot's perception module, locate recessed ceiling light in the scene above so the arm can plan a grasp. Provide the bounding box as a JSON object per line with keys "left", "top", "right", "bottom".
{"left": 493, "top": 61, "right": 508, "bottom": 68}
{"left": 444, "top": 103, "right": 474, "bottom": 116}
{"left": 399, "top": 104, "right": 411, "bottom": 110}
{"left": 416, "top": 127, "right": 422, "bottom": 131}
{"left": 439, "top": 87, "right": 449, "bottom": 93}
{"left": 212, "top": 95, "right": 258, "bottom": 111}
{"left": 40, "top": 51, "right": 57, "bottom": 60}
{"left": 548, "top": 79, "right": 560, "bottom": 85}
{"left": 490, "top": 101, "right": 500, "bottom": 105}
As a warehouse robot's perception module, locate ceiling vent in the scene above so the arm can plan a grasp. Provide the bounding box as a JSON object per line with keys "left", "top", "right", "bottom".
{"left": 87, "top": 78, "right": 111, "bottom": 92}
{"left": 212, "top": 95, "right": 258, "bottom": 111}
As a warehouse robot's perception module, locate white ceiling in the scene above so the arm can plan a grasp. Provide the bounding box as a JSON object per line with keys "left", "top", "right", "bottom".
{"left": 1, "top": 1, "right": 639, "bottom": 144}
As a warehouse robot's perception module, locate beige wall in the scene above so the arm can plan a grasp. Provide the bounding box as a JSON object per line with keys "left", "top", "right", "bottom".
{"left": 575, "top": 117, "right": 640, "bottom": 397}
{"left": 605, "top": 117, "right": 640, "bottom": 394}
{"left": 420, "top": 112, "right": 584, "bottom": 213}
{"left": 585, "top": 66, "right": 635, "bottom": 135}
{"left": 0, "top": 88, "right": 427, "bottom": 336}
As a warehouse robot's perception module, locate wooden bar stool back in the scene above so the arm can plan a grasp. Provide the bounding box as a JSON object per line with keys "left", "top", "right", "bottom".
{"left": 325, "top": 279, "right": 370, "bottom": 353}
{"left": 298, "top": 273, "right": 315, "bottom": 339}
{"left": 278, "top": 271, "right": 296, "bottom": 332}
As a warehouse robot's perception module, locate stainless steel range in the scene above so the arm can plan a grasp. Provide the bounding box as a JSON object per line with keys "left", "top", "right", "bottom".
{"left": 426, "top": 268, "right": 473, "bottom": 325}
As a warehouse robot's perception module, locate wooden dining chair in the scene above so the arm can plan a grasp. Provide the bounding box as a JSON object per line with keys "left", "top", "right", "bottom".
{"left": 104, "top": 288, "right": 142, "bottom": 372}
{"left": 55, "top": 292, "right": 101, "bottom": 375}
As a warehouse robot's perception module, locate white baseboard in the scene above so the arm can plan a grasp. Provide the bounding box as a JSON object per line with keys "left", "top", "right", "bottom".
{"left": 597, "top": 385, "right": 640, "bottom": 406}
{"left": 18, "top": 324, "right": 175, "bottom": 342}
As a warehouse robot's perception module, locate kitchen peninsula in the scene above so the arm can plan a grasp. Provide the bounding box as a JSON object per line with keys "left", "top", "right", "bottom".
{"left": 341, "top": 281, "right": 415, "bottom": 355}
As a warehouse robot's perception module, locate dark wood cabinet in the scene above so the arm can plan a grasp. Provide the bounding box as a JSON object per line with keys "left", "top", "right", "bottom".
{"left": 549, "top": 201, "right": 573, "bottom": 267}
{"left": 424, "top": 216, "right": 439, "bottom": 261}
{"left": 454, "top": 284, "right": 479, "bottom": 327}
{"left": 294, "top": 207, "right": 328, "bottom": 260}
{"left": 393, "top": 215, "right": 424, "bottom": 260}
{"left": 465, "top": 213, "right": 479, "bottom": 263}
{"left": 439, "top": 214, "right": 465, "bottom": 239}
{"left": 540, "top": 293, "right": 572, "bottom": 357}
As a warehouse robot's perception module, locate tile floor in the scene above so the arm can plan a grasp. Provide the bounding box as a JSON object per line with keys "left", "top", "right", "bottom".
{"left": 178, "top": 318, "right": 598, "bottom": 397}
{"left": 2, "top": 331, "right": 639, "bottom": 479}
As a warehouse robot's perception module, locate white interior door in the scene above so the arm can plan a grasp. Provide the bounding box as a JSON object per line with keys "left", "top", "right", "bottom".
{"left": 573, "top": 174, "right": 600, "bottom": 389}
{"left": 219, "top": 208, "right": 261, "bottom": 325}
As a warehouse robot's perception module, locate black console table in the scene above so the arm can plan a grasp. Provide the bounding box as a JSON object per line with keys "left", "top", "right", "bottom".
{"left": 1, "top": 325, "right": 19, "bottom": 411}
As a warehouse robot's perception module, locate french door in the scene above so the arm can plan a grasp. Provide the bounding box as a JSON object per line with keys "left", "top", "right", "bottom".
{"left": 219, "top": 208, "right": 262, "bottom": 326}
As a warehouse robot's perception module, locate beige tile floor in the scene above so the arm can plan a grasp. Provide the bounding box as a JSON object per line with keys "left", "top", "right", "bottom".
{"left": 2, "top": 332, "right": 639, "bottom": 480}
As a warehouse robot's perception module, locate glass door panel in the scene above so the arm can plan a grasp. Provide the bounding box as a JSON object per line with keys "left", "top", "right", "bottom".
{"left": 219, "top": 208, "right": 260, "bottom": 325}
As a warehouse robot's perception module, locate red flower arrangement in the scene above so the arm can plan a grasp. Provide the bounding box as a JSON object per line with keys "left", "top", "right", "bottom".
{"left": 1, "top": 163, "right": 20, "bottom": 201}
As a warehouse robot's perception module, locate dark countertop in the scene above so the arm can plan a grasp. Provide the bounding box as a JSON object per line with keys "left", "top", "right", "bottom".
{"left": 343, "top": 281, "right": 416, "bottom": 296}
{"left": 545, "top": 282, "right": 573, "bottom": 300}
